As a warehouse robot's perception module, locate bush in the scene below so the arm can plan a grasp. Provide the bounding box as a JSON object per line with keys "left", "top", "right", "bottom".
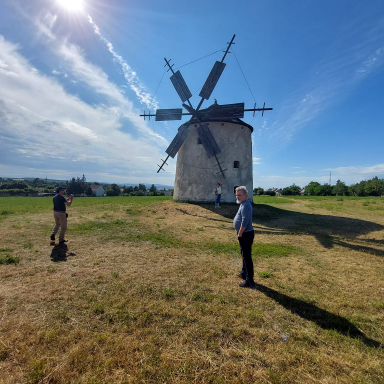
{"left": 105, "top": 188, "right": 118, "bottom": 196}
{"left": 0, "top": 189, "right": 25, "bottom": 195}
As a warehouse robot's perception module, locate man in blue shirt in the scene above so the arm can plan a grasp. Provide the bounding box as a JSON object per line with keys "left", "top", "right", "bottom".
{"left": 51, "top": 186, "right": 74, "bottom": 244}
{"left": 233, "top": 186, "right": 256, "bottom": 289}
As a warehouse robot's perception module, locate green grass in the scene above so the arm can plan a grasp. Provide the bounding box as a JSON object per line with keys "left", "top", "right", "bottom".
{"left": 1, "top": 209, "right": 14, "bottom": 215}
{"left": 205, "top": 241, "right": 300, "bottom": 259}
{"left": 0, "top": 254, "right": 20, "bottom": 264}
{"left": 258, "top": 271, "right": 273, "bottom": 278}
{"left": 1, "top": 195, "right": 383, "bottom": 383}
{"left": 0, "top": 195, "right": 172, "bottom": 216}
{"left": 252, "top": 196, "right": 294, "bottom": 204}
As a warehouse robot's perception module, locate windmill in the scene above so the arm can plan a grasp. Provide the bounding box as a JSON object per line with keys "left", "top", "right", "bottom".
{"left": 141, "top": 34, "right": 272, "bottom": 202}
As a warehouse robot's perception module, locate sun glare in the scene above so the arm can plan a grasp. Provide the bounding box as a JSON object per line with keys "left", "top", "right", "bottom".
{"left": 57, "top": 0, "right": 83, "bottom": 11}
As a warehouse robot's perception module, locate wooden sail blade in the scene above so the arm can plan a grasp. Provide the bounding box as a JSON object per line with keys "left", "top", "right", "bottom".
{"left": 199, "top": 61, "right": 226, "bottom": 100}
{"left": 205, "top": 103, "right": 245, "bottom": 119}
{"left": 155, "top": 108, "right": 183, "bottom": 121}
{"left": 196, "top": 123, "right": 221, "bottom": 158}
{"left": 170, "top": 71, "right": 192, "bottom": 103}
{"left": 165, "top": 125, "right": 190, "bottom": 158}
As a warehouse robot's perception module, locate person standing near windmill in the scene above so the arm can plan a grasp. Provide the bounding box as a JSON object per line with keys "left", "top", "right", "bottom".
{"left": 233, "top": 186, "right": 256, "bottom": 289}
{"left": 214, "top": 180, "right": 224, "bottom": 208}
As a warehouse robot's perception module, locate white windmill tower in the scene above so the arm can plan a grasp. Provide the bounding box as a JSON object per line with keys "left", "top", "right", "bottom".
{"left": 141, "top": 35, "right": 272, "bottom": 203}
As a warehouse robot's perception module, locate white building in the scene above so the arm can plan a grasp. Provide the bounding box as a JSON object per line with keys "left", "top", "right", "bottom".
{"left": 90, "top": 184, "right": 105, "bottom": 197}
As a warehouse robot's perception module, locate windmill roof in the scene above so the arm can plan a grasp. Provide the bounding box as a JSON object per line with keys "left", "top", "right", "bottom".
{"left": 182, "top": 102, "right": 254, "bottom": 132}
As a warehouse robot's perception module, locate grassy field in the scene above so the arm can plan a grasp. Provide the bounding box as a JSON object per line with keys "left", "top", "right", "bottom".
{"left": 0, "top": 195, "right": 383, "bottom": 383}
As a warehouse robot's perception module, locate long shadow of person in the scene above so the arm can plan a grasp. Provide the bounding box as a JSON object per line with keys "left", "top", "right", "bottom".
{"left": 194, "top": 203, "right": 384, "bottom": 256}
{"left": 256, "top": 283, "right": 381, "bottom": 348}
{"left": 50, "top": 244, "right": 76, "bottom": 262}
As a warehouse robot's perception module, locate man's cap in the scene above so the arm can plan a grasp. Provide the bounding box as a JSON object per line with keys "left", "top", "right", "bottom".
{"left": 56, "top": 186, "right": 66, "bottom": 193}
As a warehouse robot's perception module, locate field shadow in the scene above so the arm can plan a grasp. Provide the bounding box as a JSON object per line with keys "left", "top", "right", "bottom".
{"left": 50, "top": 244, "right": 76, "bottom": 262}
{"left": 256, "top": 283, "right": 382, "bottom": 348}
{"left": 193, "top": 203, "right": 384, "bottom": 257}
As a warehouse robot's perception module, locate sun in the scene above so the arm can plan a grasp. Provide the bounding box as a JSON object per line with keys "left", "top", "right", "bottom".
{"left": 57, "top": 0, "right": 84, "bottom": 11}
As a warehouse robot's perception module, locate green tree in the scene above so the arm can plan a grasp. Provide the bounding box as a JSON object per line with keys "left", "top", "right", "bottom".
{"left": 66, "top": 177, "right": 84, "bottom": 195}
{"left": 110, "top": 183, "right": 121, "bottom": 196}
{"left": 351, "top": 181, "right": 367, "bottom": 196}
{"left": 305, "top": 181, "right": 321, "bottom": 196}
{"left": 8, "top": 180, "right": 29, "bottom": 190}
{"left": 123, "top": 186, "right": 134, "bottom": 194}
{"left": 32, "top": 178, "right": 42, "bottom": 187}
{"left": 365, "top": 177, "right": 384, "bottom": 196}
{"left": 138, "top": 183, "right": 146, "bottom": 192}
{"left": 105, "top": 188, "right": 117, "bottom": 196}
{"left": 149, "top": 184, "right": 157, "bottom": 196}
{"left": 85, "top": 186, "right": 93, "bottom": 196}
{"left": 282, "top": 184, "right": 301, "bottom": 195}
{"left": 332, "top": 180, "right": 348, "bottom": 196}
{"left": 253, "top": 187, "right": 264, "bottom": 195}
{"left": 318, "top": 183, "right": 332, "bottom": 196}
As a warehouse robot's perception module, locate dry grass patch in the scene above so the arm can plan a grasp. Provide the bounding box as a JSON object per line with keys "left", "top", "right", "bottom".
{"left": 0, "top": 196, "right": 383, "bottom": 383}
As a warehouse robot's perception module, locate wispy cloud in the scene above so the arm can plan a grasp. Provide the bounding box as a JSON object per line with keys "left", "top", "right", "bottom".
{"left": 88, "top": 15, "right": 158, "bottom": 111}
{"left": 321, "top": 163, "right": 384, "bottom": 177}
{"left": 0, "top": 33, "right": 173, "bottom": 183}
{"left": 262, "top": 27, "right": 384, "bottom": 150}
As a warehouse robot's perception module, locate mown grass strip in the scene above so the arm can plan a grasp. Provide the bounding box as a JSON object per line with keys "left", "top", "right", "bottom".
{"left": 203, "top": 241, "right": 300, "bottom": 259}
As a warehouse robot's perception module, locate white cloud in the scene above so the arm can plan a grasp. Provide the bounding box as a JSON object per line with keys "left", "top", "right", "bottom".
{"left": 88, "top": 15, "right": 159, "bottom": 111}
{"left": 56, "top": 39, "right": 166, "bottom": 144}
{"left": 0, "top": 35, "right": 174, "bottom": 184}
{"left": 321, "top": 163, "right": 384, "bottom": 178}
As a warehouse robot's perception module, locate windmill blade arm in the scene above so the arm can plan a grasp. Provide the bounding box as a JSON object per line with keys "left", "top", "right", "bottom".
{"left": 199, "top": 61, "right": 226, "bottom": 101}
{"left": 155, "top": 108, "right": 183, "bottom": 121}
{"left": 165, "top": 124, "right": 191, "bottom": 158}
{"left": 196, "top": 123, "right": 221, "bottom": 158}
{"left": 170, "top": 71, "right": 192, "bottom": 103}
{"left": 207, "top": 103, "right": 245, "bottom": 119}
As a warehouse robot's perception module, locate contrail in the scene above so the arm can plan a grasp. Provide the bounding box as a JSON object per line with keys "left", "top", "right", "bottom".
{"left": 88, "top": 15, "right": 158, "bottom": 111}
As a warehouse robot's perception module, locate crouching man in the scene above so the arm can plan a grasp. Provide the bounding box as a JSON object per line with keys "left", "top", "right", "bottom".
{"left": 50, "top": 187, "right": 74, "bottom": 244}
{"left": 234, "top": 186, "right": 256, "bottom": 289}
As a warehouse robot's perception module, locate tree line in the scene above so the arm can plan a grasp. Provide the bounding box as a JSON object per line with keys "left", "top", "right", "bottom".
{"left": 0, "top": 176, "right": 167, "bottom": 197}
{"left": 254, "top": 177, "right": 384, "bottom": 197}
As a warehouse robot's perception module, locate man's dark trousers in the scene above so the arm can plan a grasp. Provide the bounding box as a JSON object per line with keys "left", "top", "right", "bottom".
{"left": 238, "top": 230, "right": 255, "bottom": 283}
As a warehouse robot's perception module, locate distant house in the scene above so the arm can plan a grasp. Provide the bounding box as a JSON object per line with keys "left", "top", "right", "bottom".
{"left": 90, "top": 184, "right": 105, "bottom": 197}
{"left": 270, "top": 187, "right": 282, "bottom": 197}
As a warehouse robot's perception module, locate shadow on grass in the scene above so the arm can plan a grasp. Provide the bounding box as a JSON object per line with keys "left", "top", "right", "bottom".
{"left": 256, "top": 283, "right": 382, "bottom": 348}
{"left": 192, "top": 203, "right": 384, "bottom": 257}
{"left": 50, "top": 244, "right": 76, "bottom": 262}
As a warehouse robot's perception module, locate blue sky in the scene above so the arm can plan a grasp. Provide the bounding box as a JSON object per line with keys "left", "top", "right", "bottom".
{"left": 1, "top": 0, "right": 383, "bottom": 189}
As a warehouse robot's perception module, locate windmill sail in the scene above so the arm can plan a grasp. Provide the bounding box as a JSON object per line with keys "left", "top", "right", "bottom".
{"left": 199, "top": 61, "right": 226, "bottom": 100}
{"left": 203, "top": 103, "right": 245, "bottom": 119}
{"left": 165, "top": 124, "right": 190, "bottom": 158}
{"left": 155, "top": 108, "right": 183, "bottom": 121}
{"left": 170, "top": 71, "right": 192, "bottom": 102}
{"left": 196, "top": 123, "right": 221, "bottom": 158}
